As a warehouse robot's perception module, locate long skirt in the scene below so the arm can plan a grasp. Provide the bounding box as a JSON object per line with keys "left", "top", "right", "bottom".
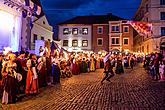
{"left": 71, "top": 64, "right": 80, "bottom": 75}
{"left": 25, "top": 70, "right": 38, "bottom": 94}
{"left": 38, "top": 66, "right": 47, "bottom": 87}
{"left": 90, "top": 62, "right": 95, "bottom": 72}
{"left": 2, "top": 76, "right": 17, "bottom": 104}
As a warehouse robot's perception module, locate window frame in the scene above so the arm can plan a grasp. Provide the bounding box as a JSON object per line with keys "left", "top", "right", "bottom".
{"left": 97, "top": 38, "right": 103, "bottom": 46}
{"left": 63, "top": 28, "right": 70, "bottom": 35}
{"left": 111, "top": 25, "right": 120, "bottom": 32}
{"left": 160, "top": 0, "right": 165, "bottom": 5}
{"left": 82, "top": 40, "right": 88, "bottom": 47}
{"left": 82, "top": 28, "right": 88, "bottom": 35}
{"left": 123, "top": 26, "right": 129, "bottom": 33}
{"left": 72, "top": 28, "right": 78, "bottom": 35}
{"left": 161, "top": 27, "right": 165, "bottom": 36}
{"left": 97, "top": 26, "right": 103, "bottom": 34}
{"left": 123, "top": 38, "right": 129, "bottom": 45}
{"left": 72, "top": 40, "right": 78, "bottom": 47}
{"left": 63, "top": 40, "right": 69, "bottom": 46}
{"left": 160, "top": 12, "right": 165, "bottom": 20}
{"left": 111, "top": 37, "right": 120, "bottom": 45}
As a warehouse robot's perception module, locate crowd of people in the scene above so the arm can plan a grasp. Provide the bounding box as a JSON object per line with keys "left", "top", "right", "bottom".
{"left": 143, "top": 52, "right": 165, "bottom": 81}
{"left": 0, "top": 44, "right": 164, "bottom": 104}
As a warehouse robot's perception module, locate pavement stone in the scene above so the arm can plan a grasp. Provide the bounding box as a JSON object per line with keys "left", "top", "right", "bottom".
{"left": 0, "top": 64, "right": 165, "bottom": 110}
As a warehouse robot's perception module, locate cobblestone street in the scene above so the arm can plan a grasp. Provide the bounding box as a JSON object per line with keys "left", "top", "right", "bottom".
{"left": 1, "top": 64, "right": 165, "bottom": 110}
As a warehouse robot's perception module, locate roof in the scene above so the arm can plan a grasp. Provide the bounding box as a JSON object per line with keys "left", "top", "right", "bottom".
{"left": 58, "top": 13, "right": 125, "bottom": 25}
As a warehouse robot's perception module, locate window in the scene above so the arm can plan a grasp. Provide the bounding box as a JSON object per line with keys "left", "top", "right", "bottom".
{"left": 161, "top": 27, "right": 165, "bottom": 36}
{"left": 111, "top": 37, "right": 120, "bottom": 45}
{"left": 97, "top": 38, "right": 103, "bottom": 46}
{"left": 82, "top": 40, "right": 88, "bottom": 47}
{"left": 63, "top": 40, "right": 68, "bottom": 46}
{"left": 112, "top": 25, "right": 119, "bottom": 32}
{"left": 146, "top": 4, "right": 148, "bottom": 12}
{"left": 82, "top": 28, "right": 88, "bottom": 35}
{"left": 41, "top": 37, "right": 44, "bottom": 40}
{"left": 43, "top": 21, "right": 45, "bottom": 24}
{"left": 72, "top": 40, "right": 78, "bottom": 47}
{"left": 72, "top": 28, "right": 78, "bottom": 35}
{"left": 160, "top": 12, "right": 165, "bottom": 20}
{"left": 97, "top": 27, "right": 103, "bottom": 34}
{"left": 123, "top": 38, "right": 129, "bottom": 45}
{"left": 33, "top": 34, "right": 37, "bottom": 43}
{"left": 63, "top": 28, "right": 69, "bottom": 35}
{"left": 123, "top": 26, "right": 129, "bottom": 33}
{"left": 160, "top": 0, "right": 165, "bottom": 5}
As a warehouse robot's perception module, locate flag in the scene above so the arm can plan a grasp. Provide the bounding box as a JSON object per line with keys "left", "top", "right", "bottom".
{"left": 33, "top": 4, "right": 41, "bottom": 15}
{"left": 36, "top": 6, "right": 41, "bottom": 15}
{"left": 103, "top": 53, "right": 111, "bottom": 63}
{"left": 127, "top": 21, "right": 152, "bottom": 36}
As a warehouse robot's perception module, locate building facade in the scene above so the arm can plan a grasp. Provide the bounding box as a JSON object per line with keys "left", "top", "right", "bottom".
{"left": 92, "top": 24, "right": 109, "bottom": 53}
{"left": 58, "top": 24, "right": 92, "bottom": 52}
{"left": 0, "top": 0, "right": 45, "bottom": 52}
{"left": 109, "top": 21, "right": 134, "bottom": 53}
{"left": 31, "top": 15, "right": 53, "bottom": 50}
{"left": 58, "top": 14, "right": 124, "bottom": 53}
{"left": 133, "top": 0, "right": 165, "bottom": 54}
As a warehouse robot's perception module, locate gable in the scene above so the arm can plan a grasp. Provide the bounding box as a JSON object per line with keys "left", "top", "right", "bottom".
{"left": 35, "top": 16, "right": 50, "bottom": 27}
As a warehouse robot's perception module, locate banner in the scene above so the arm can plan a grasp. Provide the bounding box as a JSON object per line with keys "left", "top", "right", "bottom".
{"left": 127, "top": 21, "right": 152, "bottom": 36}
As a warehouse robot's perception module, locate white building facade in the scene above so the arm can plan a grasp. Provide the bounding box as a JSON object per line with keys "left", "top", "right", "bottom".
{"left": 133, "top": 0, "right": 165, "bottom": 53}
{"left": 58, "top": 25, "right": 92, "bottom": 52}
{"left": 31, "top": 15, "right": 53, "bottom": 50}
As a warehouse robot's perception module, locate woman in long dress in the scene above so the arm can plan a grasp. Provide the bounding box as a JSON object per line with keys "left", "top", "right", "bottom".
{"left": 37, "top": 57, "right": 47, "bottom": 87}
{"left": 2, "top": 54, "right": 18, "bottom": 104}
{"left": 90, "top": 58, "right": 95, "bottom": 72}
{"left": 25, "top": 54, "right": 38, "bottom": 95}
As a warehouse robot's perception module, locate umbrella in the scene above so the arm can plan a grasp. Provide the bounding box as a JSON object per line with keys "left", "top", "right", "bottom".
{"left": 103, "top": 53, "right": 111, "bottom": 63}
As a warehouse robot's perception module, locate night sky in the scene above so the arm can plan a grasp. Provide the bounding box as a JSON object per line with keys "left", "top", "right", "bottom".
{"left": 40, "top": 0, "right": 141, "bottom": 38}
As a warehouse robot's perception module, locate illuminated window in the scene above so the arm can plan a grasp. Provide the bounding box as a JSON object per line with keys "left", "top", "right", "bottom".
{"left": 63, "top": 40, "right": 68, "bottom": 46}
{"left": 63, "top": 28, "right": 70, "bottom": 35}
{"left": 82, "top": 40, "right": 88, "bottom": 47}
{"left": 72, "top": 40, "right": 78, "bottom": 47}
{"left": 97, "top": 27, "right": 103, "bottom": 34}
{"left": 123, "top": 38, "right": 129, "bottom": 45}
{"left": 82, "top": 28, "right": 88, "bottom": 35}
{"left": 72, "top": 28, "right": 78, "bottom": 35}
{"left": 112, "top": 25, "right": 119, "bottom": 32}
{"left": 97, "top": 38, "right": 103, "bottom": 46}
{"left": 33, "top": 34, "right": 37, "bottom": 43}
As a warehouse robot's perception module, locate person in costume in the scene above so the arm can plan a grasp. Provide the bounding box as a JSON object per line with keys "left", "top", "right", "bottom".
{"left": 81, "top": 58, "right": 87, "bottom": 73}
{"left": 101, "top": 59, "right": 114, "bottom": 84}
{"left": 115, "top": 57, "right": 124, "bottom": 74}
{"left": 37, "top": 56, "right": 47, "bottom": 87}
{"left": 1, "top": 54, "right": 18, "bottom": 104}
{"left": 25, "top": 54, "right": 38, "bottom": 95}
